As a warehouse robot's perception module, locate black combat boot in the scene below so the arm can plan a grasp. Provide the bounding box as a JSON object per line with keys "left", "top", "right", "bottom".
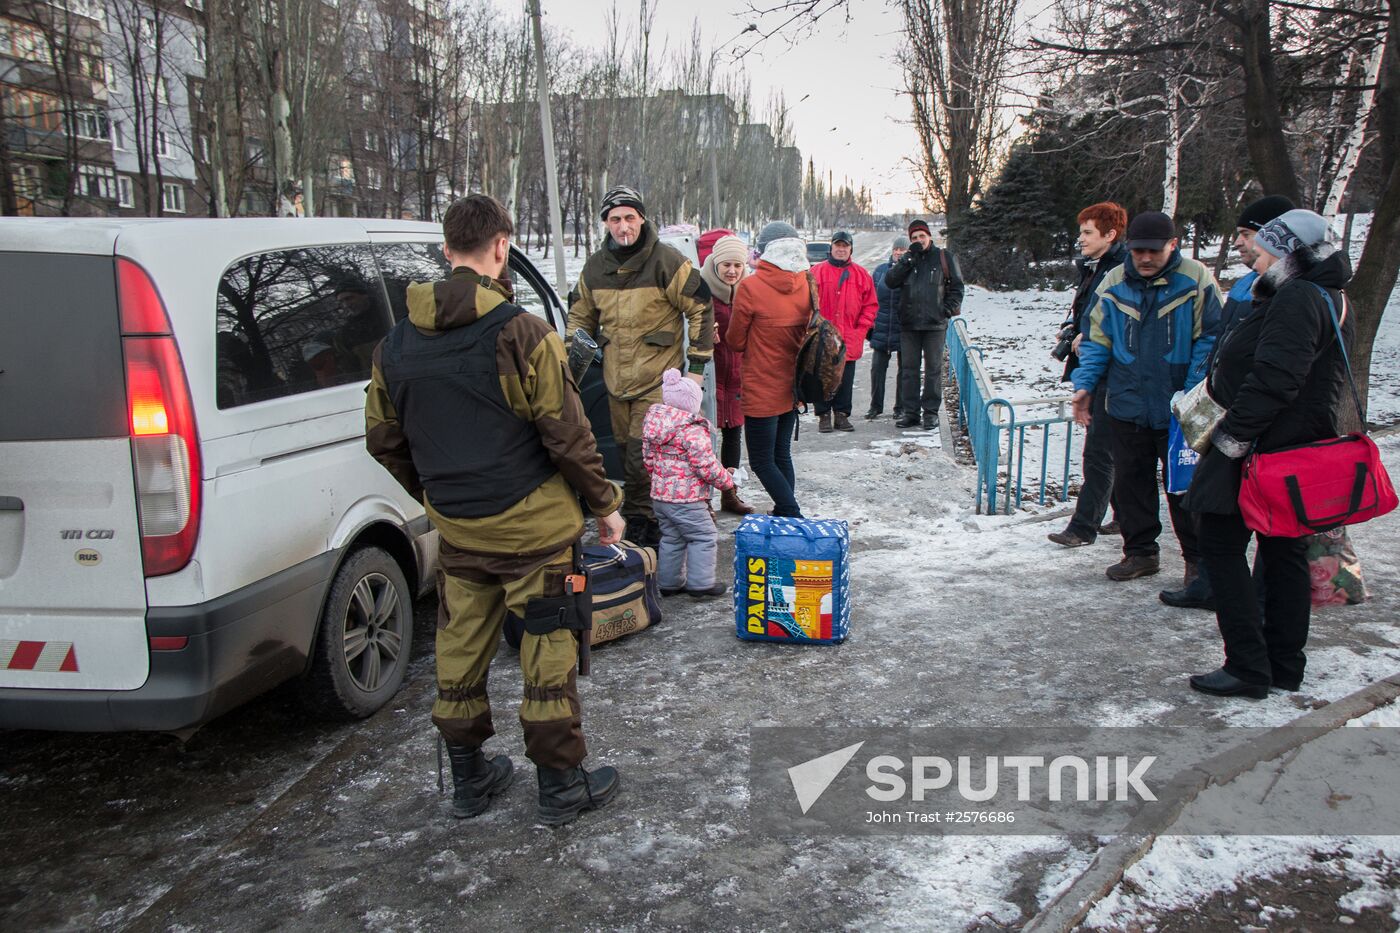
{"left": 537, "top": 763, "right": 620, "bottom": 826}
{"left": 445, "top": 743, "right": 513, "bottom": 819}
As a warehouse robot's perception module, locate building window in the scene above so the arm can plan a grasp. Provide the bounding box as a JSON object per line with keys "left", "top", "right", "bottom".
{"left": 78, "top": 164, "right": 117, "bottom": 201}
{"left": 105, "top": 61, "right": 121, "bottom": 95}
{"left": 2, "top": 19, "right": 48, "bottom": 61}
{"left": 364, "top": 166, "right": 382, "bottom": 189}
{"left": 362, "top": 92, "right": 374, "bottom": 111}
{"left": 194, "top": 33, "right": 206, "bottom": 62}
{"left": 53, "top": 0, "right": 105, "bottom": 21}
{"left": 6, "top": 89, "right": 63, "bottom": 131}
{"left": 117, "top": 175, "right": 134, "bottom": 208}
{"left": 70, "top": 109, "right": 109, "bottom": 139}
{"left": 198, "top": 135, "right": 211, "bottom": 162}
{"left": 156, "top": 130, "right": 173, "bottom": 157}
{"left": 363, "top": 130, "right": 379, "bottom": 152}
{"left": 162, "top": 183, "right": 185, "bottom": 213}
{"left": 112, "top": 119, "right": 127, "bottom": 149}
{"left": 13, "top": 164, "right": 43, "bottom": 199}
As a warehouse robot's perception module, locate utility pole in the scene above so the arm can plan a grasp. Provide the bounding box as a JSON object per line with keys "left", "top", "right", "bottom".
{"left": 528, "top": 0, "right": 567, "bottom": 296}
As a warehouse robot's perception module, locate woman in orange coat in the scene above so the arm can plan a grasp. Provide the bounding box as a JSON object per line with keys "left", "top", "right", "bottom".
{"left": 725, "top": 222, "right": 811, "bottom": 518}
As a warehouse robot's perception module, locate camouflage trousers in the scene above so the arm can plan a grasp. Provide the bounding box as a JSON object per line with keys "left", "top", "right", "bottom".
{"left": 609, "top": 385, "right": 664, "bottom": 522}
{"left": 432, "top": 548, "right": 585, "bottom": 769}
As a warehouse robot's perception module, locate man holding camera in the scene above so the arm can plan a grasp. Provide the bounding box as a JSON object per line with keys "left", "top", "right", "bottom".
{"left": 886, "top": 219, "right": 965, "bottom": 430}
{"left": 1048, "top": 202, "right": 1128, "bottom": 548}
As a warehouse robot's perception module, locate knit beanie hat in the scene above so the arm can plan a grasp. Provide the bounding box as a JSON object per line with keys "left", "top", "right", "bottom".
{"left": 708, "top": 234, "right": 748, "bottom": 267}
{"left": 1256, "top": 209, "right": 1330, "bottom": 258}
{"left": 893, "top": 235, "right": 910, "bottom": 249}
{"left": 599, "top": 185, "right": 646, "bottom": 220}
{"left": 1236, "top": 195, "right": 1296, "bottom": 232}
{"left": 661, "top": 368, "right": 702, "bottom": 415}
{"left": 908, "top": 219, "right": 931, "bottom": 237}
{"left": 757, "top": 220, "right": 800, "bottom": 254}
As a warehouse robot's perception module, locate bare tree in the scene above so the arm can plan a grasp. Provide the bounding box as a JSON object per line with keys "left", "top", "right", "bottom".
{"left": 1343, "top": 0, "right": 1400, "bottom": 425}
{"left": 1029, "top": 1, "right": 1223, "bottom": 216}
{"left": 108, "top": 0, "right": 177, "bottom": 215}
{"left": 240, "top": 0, "right": 351, "bottom": 216}
{"left": 901, "top": 0, "right": 1019, "bottom": 237}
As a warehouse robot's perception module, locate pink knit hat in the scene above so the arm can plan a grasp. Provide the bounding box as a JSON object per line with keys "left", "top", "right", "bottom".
{"left": 661, "top": 368, "right": 702, "bottom": 415}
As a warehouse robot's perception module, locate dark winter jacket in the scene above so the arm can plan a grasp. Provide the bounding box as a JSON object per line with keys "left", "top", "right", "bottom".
{"left": 1182, "top": 245, "right": 1354, "bottom": 516}
{"left": 1072, "top": 249, "right": 1223, "bottom": 431}
{"left": 366, "top": 266, "right": 622, "bottom": 567}
{"left": 1061, "top": 242, "right": 1127, "bottom": 381}
{"left": 870, "top": 259, "right": 902, "bottom": 353}
{"left": 1201, "top": 271, "right": 1258, "bottom": 374}
{"left": 883, "top": 243, "right": 965, "bottom": 331}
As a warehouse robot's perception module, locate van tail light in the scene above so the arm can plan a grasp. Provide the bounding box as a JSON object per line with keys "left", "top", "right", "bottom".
{"left": 118, "top": 258, "right": 201, "bottom": 577}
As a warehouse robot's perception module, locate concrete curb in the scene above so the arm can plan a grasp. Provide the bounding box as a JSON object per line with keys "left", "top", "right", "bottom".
{"left": 1023, "top": 673, "right": 1400, "bottom": 933}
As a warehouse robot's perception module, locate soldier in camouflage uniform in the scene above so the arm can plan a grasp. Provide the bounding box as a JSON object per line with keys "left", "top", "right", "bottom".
{"left": 567, "top": 186, "right": 714, "bottom": 546}
{"left": 366, "top": 194, "right": 625, "bottom": 826}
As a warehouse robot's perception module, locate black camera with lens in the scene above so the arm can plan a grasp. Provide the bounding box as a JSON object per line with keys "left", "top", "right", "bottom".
{"left": 1051, "top": 324, "right": 1078, "bottom": 362}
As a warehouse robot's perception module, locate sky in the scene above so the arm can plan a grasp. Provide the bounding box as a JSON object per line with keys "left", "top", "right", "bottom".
{"left": 514, "top": 0, "right": 926, "bottom": 214}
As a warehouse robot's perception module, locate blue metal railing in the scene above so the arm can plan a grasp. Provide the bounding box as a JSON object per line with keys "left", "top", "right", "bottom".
{"left": 946, "top": 319, "right": 1081, "bottom": 514}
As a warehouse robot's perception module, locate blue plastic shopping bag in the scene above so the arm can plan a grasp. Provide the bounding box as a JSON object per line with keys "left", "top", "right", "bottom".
{"left": 1166, "top": 417, "right": 1198, "bottom": 495}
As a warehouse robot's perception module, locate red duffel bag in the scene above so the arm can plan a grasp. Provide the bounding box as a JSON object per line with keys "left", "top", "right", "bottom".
{"left": 1239, "top": 433, "right": 1397, "bottom": 538}
{"left": 1238, "top": 283, "right": 1398, "bottom": 538}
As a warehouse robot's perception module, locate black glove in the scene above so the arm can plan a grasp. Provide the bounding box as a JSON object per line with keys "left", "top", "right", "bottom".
{"left": 907, "top": 241, "right": 927, "bottom": 255}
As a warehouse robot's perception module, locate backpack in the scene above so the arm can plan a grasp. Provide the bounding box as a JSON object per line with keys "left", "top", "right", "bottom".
{"left": 794, "top": 271, "right": 847, "bottom": 408}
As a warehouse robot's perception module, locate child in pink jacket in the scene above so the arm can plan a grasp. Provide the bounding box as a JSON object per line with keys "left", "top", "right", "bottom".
{"left": 641, "top": 369, "right": 735, "bottom": 597}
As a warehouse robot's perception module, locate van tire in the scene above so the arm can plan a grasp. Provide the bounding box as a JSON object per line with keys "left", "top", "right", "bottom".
{"left": 305, "top": 546, "right": 413, "bottom": 720}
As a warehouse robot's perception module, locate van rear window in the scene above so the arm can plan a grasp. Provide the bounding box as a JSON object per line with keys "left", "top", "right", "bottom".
{"left": 215, "top": 245, "right": 392, "bottom": 408}
{"left": 0, "top": 252, "right": 127, "bottom": 441}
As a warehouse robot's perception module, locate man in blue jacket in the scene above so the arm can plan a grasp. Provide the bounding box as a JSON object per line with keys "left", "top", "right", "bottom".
{"left": 866, "top": 235, "right": 909, "bottom": 420}
{"left": 1071, "top": 211, "right": 1223, "bottom": 582}
{"left": 1159, "top": 194, "right": 1295, "bottom": 609}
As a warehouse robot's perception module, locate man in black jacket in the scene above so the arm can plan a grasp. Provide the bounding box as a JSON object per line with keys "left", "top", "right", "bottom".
{"left": 885, "top": 219, "right": 965, "bottom": 430}
{"left": 1049, "top": 202, "right": 1128, "bottom": 548}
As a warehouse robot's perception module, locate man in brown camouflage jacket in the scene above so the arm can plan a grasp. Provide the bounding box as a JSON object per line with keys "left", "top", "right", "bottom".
{"left": 366, "top": 194, "right": 624, "bottom": 826}
{"left": 567, "top": 186, "right": 714, "bottom": 545}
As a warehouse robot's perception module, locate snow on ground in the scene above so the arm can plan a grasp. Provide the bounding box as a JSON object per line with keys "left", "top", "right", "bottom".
{"left": 1083, "top": 698, "right": 1400, "bottom": 929}
{"left": 1085, "top": 833, "right": 1400, "bottom": 929}
{"left": 499, "top": 229, "right": 1400, "bottom": 929}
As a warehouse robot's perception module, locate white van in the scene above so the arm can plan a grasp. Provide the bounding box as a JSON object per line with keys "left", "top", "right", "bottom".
{"left": 0, "top": 218, "right": 595, "bottom": 731}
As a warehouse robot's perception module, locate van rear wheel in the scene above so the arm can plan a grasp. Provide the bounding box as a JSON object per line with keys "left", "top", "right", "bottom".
{"left": 305, "top": 546, "right": 413, "bottom": 719}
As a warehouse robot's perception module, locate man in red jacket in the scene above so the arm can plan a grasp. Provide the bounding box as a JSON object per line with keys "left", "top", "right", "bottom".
{"left": 812, "top": 230, "right": 878, "bottom": 432}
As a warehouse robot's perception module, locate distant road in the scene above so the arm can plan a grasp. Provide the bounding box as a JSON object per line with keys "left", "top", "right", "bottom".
{"left": 851, "top": 230, "right": 900, "bottom": 269}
